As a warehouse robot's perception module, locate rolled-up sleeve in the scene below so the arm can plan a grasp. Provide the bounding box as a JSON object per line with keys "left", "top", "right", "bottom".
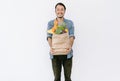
{"left": 47, "top": 21, "right": 53, "bottom": 40}
{"left": 69, "top": 21, "right": 75, "bottom": 39}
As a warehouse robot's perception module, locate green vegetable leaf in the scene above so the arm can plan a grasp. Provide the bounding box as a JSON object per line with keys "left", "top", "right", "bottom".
{"left": 55, "top": 28, "right": 62, "bottom": 34}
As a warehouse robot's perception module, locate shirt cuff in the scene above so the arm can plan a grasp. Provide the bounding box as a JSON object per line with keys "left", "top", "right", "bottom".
{"left": 69, "top": 34, "right": 75, "bottom": 39}
{"left": 47, "top": 35, "right": 52, "bottom": 40}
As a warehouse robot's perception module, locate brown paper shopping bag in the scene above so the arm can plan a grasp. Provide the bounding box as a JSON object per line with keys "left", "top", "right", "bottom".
{"left": 52, "top": 33, "right": 70, "bottom": 55}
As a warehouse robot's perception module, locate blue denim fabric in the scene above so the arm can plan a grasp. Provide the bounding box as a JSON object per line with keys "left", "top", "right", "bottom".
{"left": 47, "top": 18, "right": 75, "bottom": 59}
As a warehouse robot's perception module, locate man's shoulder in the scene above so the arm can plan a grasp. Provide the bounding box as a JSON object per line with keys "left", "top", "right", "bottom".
{"left": 64, "top": 18, "right": 74, "bottom": 24}
{"left": 48, "top": 19, "right": 54, "bottom": 24}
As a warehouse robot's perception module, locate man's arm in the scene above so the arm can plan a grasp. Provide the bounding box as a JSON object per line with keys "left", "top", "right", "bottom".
{"left": 69, "top": 36, "right": 75, "bottom": 47}
{"left": 47, "top": 38, "right": 52, "bottom": 48}
{"left": 66, "top": 20, "right": 75, "bottom": 52}
{"left": 47, "top": 38, "right": 55, "bottom": 54}
{"left": 47, "top": 21, "right": 53, "bottom": 48}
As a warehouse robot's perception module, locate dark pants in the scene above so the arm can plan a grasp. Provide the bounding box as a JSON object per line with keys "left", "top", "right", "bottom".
{"left": 52, "top": 55, "right": 72, "bottom": 81}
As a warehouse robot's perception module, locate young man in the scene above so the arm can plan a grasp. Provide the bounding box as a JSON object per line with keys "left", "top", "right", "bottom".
{"left": 47, "top": 3, "right": 75, "bottom": 81}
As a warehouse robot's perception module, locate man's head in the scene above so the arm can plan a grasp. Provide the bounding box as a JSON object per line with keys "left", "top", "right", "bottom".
{"left": 55, "top": 3, "right": 66, "bottom": 18}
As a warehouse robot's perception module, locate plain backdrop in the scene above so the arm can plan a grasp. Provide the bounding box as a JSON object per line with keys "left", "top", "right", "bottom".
{"left": 0, "top": 0, "right": 120, "bottom": 81}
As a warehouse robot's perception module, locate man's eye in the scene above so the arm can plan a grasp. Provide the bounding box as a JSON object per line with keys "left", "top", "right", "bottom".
{"left": 56, "top": 9, "right": 60, "bottom": 11}
{"left": 61, "top": 9, "right": 64, "bottom": 11}
{"left": 56, "top": 9, "right": 64, "bottom": 11}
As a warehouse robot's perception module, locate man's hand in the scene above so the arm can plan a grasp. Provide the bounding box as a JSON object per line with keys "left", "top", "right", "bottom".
{"left": 66, "top": 47, "right": 72, "bottom": 53}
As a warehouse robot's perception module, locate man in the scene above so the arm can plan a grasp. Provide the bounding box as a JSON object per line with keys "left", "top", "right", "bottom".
{"left": 47, "top": 2, "right": 75, "bottom": 81}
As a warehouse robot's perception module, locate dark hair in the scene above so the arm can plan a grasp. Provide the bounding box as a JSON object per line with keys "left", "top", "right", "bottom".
{"left": 55, "top": 2, "right": 66, "bottom": 10}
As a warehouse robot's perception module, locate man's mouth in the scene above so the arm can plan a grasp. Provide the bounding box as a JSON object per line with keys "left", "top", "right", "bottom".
{"left": 58, "top": 16, "right": 63, "bottom": 18}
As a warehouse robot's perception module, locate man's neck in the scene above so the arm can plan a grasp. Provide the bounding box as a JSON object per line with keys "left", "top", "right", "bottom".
{"left": 56, "top": 17, "right": 64, "bottom": 23}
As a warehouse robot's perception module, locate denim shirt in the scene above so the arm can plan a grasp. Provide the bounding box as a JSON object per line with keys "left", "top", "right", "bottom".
{"left": 47, "top": 18, "right": 75, "bottom": 59}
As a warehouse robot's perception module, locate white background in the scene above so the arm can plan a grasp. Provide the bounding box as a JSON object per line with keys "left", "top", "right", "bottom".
{"left": 0, "top": 0, "right": 120, "bottom": 81}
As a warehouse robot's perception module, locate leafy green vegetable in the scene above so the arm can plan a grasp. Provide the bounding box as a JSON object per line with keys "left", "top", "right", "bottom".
{"left": 55, "top": 28, "right": 62, "bottom": 34}
{"left": 55, "top": 22, "right": 67, "bottom": 34}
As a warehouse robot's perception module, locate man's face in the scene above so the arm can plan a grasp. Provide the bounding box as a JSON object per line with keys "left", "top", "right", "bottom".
{"left": 55, "top": 5, "right": 65, "bottom": 18}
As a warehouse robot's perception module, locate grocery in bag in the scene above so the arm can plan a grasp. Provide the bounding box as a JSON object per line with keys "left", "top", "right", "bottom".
{"left": 47, "top": 19, "right": 70, "bottom": 55}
